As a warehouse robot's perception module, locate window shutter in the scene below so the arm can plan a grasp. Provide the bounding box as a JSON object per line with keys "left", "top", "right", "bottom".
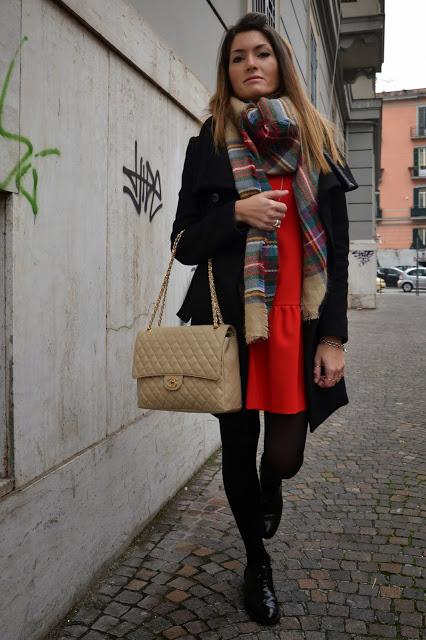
{"left": 413, "top": 188, "right": 419, "bottom": 207}
{"left": 419, "top": 107, "right": 426, "bottom": 135}
{"left": 414, "top": 147, "right": 419, "bottom": 169}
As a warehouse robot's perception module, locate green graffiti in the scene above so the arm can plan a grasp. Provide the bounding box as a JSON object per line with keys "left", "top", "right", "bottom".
{"left": 0, "top": 36, "right": 61, "bottom": 216}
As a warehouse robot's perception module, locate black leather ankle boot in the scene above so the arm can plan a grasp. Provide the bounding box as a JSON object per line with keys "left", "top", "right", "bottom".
{"left": 243, "top": 557, "right": 280, "bottom": 625}
{"left": 260, "top": 454, "right": 283, "bottom": 539}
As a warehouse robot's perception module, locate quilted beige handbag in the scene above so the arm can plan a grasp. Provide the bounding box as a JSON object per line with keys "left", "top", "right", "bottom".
{"left": 132, "top": 230, "right": 242, "bottom": 413}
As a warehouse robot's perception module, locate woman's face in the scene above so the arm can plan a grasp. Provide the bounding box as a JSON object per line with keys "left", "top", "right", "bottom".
{"left": 228, "top": 30, "right": 280, "bottom": 102}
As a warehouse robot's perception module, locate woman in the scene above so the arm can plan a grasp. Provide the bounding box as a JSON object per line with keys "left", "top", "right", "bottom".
{"left": 170, "top": 12, "right": 357, "bottom": 626}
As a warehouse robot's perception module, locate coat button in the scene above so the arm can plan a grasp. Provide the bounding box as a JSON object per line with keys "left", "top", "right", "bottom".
{"left": 210, "top": 192, "right": 220, "bottom": 203}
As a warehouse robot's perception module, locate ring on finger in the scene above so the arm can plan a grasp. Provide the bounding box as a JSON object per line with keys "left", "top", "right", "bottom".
{"left": 273, "top": 219, "right": 281, "bottom": 229}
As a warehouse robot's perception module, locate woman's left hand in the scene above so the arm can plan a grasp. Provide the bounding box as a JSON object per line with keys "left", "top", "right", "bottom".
{"left": 313, "top": 338, "right": 345, "bottom": 388}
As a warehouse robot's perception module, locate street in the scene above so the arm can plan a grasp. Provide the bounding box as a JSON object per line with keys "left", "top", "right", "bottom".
{"left": 47, "top": 294, "right": 426, "bottom": 640}
{"left": 377, "top": 288, "right": 426, "bottom": 296}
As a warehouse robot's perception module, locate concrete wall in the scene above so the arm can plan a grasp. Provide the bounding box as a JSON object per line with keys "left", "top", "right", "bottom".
{"left": 377, "top": 248, "right": 422, "bottom": 268}
{"left": 342, "top": 0, "right": 383, "bottom": 18}
{"left": 0, "top": 193, "right": 13, "bottom": 491}
{"left": 0, "top": 196, "right": 5, "bottom": 474}
{"left": 346, "top": 123, "right": 375, "bottom": 241}
{"left": 346, "top": 122, "right": 378, "bottom": 308}
{"left": 0, "top": 195, "right": 7, "bottom": 481}
{"left": 0, "top": 1, "right": 217, "bottom": 638}
{"left": 348, "top": 239, "right": 377, "bottom": 309}
{"left": 0, "top": 0, "right": 20, "bottom": 194}
{"left": 126, "top": 0, "right": 245, "bottom": 94}
{"left": 279, "top": 0, "right": 309, "bottom": 90}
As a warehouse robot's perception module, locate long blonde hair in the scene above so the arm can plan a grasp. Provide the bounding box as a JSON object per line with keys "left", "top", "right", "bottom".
{"left": 208, "top": 12, "right": 343, "bottom": 173}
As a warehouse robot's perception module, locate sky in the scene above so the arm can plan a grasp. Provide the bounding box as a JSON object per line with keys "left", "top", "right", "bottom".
{"left": 375, "top": 0, "right": 426, "bottom": 93}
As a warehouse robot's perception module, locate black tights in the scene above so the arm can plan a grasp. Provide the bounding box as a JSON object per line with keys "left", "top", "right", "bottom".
{"left": 219, "top": 409, "right": 308, "bottom": 564}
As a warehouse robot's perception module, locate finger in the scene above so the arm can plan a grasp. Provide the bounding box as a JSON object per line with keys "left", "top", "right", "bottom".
{"left": 264, "top": 190, "right": 289, "bottom": 199}
{"left": 269, "top": 204, "right": 287, "bottom": 218}
{"left": 320, "top": 376, "right": 335, "bottom": 388}
{"left": 273, "top": 203, "right": 287, "bottom": 215}
{"left": 313, "top": 361, "right": 321, "bottom": 384}
{"left": 333, "top": 366, "right": 344, "bottom": 382}
{"left": 316, "top": 377, "right": 328, "bottom": 388}
{"left": 267, "top": 216, "right": 285, "bottom": 231}
{"left": 268, "top": 211, "right": 286, "bottom": 224}
{"left": 322, "top": 364, "right": 337, "bottom": 388}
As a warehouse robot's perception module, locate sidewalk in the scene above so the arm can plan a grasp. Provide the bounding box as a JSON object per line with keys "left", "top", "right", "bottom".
{"left": 46, "top": 294, "right": 425, "bottom": 640}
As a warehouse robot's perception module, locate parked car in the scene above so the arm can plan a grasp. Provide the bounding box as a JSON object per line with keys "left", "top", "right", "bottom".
{"left": 377, "top": 267, "right": 405, "bottom": 287}
{"left": 376, "top": 277, "right": 386, "bottom": 292}
{"left": 395, "top": 265, "right": 414, "bottom": 272}
{"left": 397, "top": 267, "right": 426, "bottom": 292}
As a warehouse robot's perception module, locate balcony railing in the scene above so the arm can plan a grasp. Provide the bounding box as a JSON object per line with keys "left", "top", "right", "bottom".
{"left": 410, "top": 166, "right": 426, "bottom": 178}
{"left": 411, "top": 126, "right": 426, "bottom": 138}
{"left": 411, "top": 207, "right": 426, "bottom": 218}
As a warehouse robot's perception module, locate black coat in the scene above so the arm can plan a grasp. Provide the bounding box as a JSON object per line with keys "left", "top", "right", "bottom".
{"left": 170, "top": 117, "right": 357, "bottom": 432}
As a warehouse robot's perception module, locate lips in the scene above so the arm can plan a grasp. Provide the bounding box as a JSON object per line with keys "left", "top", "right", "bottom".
{"left": 244, "top": 76, "right": 263, "bottom": 83}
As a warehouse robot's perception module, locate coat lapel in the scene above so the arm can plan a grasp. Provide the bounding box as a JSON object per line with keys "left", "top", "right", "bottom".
{"left": 317, "top": 171, "right": 340, "bottom": 250}
{"left": 318, "top": 170, "right": 340, "bottom": 195}
{"left": 193, "top": 121, "right": 236, "bottom": 192}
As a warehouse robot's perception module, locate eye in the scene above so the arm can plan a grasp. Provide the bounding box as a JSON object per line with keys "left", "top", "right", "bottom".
{"left": 232, "top": 56, "right": 243, "bottom": 63}
{"left": 259, "top": 51, "right": 271, "bottom": 57}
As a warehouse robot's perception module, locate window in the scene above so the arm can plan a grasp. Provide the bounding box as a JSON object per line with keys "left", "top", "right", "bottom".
{"left": 412, "top": 228, "right": 426, "bottom": 249}
{"left": 310, "top": 29, "right": 317, "bottom": 107}
{"left": 414, "top": 187, "right": 426, "bottom": 209}
{"left": 418, "top": 106, "right": 426, "bottom": 136}
{"left": 375, "top": 191, "right": 381, "bottom": 218}
{"left": 413, "top": 147, "right": 426, "bottom": 177}
{"left": 252, "top": 0, "right": 276, "bottom": 28}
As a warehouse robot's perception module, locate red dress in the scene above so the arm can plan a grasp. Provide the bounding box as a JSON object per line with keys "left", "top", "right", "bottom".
{"left": 245, "top": 174, "right": 306, "bottom": 414}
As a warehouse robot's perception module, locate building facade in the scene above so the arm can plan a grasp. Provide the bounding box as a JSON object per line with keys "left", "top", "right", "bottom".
{"left": 376, "top": 88, "right": 426, "bottom": 253}
{"left": 0, "top": 2, "right": 384, "bottom": 638}
{"left": 339, "top": 0, "right": 385, "bottom": 307}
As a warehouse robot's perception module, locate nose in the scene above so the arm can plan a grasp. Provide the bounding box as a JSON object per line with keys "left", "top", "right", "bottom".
{"left": 245, "top": 53, "right": 258, "bottom": 70}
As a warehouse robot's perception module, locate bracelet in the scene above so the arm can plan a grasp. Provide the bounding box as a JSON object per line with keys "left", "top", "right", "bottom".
{"left": 319, "top": 338, "right": 347, "bottom": 352}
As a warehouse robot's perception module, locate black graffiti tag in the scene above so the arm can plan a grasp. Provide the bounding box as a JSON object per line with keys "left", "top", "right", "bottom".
{"left": 353, "top": 250, "right": 374, "bottom": 266}
{"left": 123, "top": 140, "right": 162, "bottom": 221}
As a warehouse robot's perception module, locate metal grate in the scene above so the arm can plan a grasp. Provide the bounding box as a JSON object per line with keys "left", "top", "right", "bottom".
{"left": 253, "top": 0, "right": 276, "bottom": 28}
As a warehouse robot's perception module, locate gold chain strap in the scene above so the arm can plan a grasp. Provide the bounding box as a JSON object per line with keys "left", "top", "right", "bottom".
{"left": 147, "top": 229, "right": 224, "bottom": 330}
{"left": 208, "top": 258, "right": 223, "bottom": 327}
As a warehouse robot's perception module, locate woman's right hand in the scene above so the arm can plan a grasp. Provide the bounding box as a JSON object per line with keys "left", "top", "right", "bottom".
{"left": 234, "top": 190, "right": 288, "bottom": 231}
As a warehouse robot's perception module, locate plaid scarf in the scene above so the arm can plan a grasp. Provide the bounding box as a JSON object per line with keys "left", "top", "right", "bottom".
{"left": 225, "top": 96, "right": 327, "bottom": 343}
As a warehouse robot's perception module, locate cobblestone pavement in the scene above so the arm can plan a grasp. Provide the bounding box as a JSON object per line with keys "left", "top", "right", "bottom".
{"left": 47, "top": 295, "right": 425, "bottom": 640}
